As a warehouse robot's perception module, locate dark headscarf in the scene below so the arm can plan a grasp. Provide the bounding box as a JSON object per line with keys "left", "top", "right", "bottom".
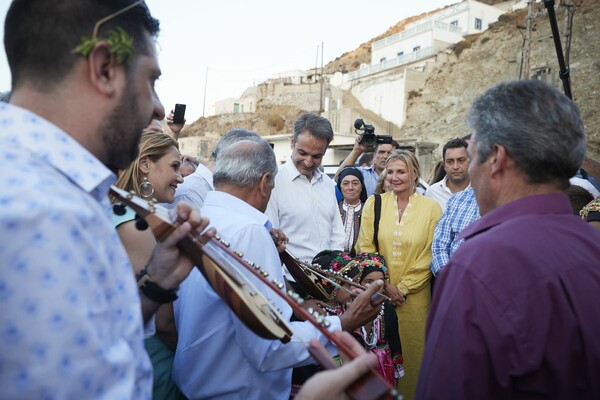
{"left": 352, "top": 252, "right": 389, "bottom": 284}
{"left": 312, "top": 250, "right": 356, "bottom": 294}
{"left": 337, "top": 167, "right": 368, "bottom": 204}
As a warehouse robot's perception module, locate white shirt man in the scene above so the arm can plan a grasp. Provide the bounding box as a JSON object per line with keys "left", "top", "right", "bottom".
{"left": 266, "top": 113, "right": 345, "bottom": 262}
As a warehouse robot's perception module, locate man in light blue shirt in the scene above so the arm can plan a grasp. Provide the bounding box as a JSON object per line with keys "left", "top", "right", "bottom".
{"left": 173, "top": 139, "right": 384, "bottom": 399}
{"left": 0, "top": 2, "right": 211, "bottom": 398}
{"left": 430, "top": 186, "right": 480, "bottom": 276}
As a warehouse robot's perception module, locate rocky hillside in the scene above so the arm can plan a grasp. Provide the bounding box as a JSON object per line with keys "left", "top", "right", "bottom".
{"left": 180, "top": 0, "right": 599, "bottom": 161}
{"left": 401, "top": 0, "right": 600, "bottom": 160}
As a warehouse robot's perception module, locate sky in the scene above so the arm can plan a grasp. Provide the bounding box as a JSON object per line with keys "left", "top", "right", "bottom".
{"left": 0, "top": 0, "right": 457, "bottom": 122}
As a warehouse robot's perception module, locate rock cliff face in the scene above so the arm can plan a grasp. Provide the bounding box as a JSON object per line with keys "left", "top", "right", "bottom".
{"left": 400, "top": 0, "right": 600, "bottom": 160}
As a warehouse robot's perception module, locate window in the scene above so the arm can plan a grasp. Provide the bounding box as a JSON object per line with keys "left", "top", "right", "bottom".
{"left": 450, "top": 20, "right": 459, "bottom": 26}
{"left": 413, "top": 46, "right": 421, "bottom": 52}
{"left": 475, "top": 18, "right": 482, "bottom": 30}
{"left": 380, "top": 57, "right": 387, "bottom": 63}
{"left": 397, "top": 51, "right": 404, "bottom": 57}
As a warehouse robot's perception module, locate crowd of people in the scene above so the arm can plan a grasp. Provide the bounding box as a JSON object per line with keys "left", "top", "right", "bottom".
{"left": 2, "top": 1, "right": 600, "bottom": 400}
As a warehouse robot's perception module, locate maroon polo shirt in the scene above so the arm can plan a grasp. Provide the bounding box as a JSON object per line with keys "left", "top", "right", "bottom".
{"left": 416, "top": 193, "right": 600, "bottom": 399}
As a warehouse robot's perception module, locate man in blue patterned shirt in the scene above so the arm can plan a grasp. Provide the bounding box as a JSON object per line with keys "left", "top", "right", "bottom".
{"left": 0, "top": 1, "right": 211, "bottom": 399}
{"left": 430, "top": 186, "right": 480, "bottom": 276}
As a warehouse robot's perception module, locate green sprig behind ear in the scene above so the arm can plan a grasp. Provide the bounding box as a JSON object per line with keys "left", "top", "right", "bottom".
{"left": 72, "top": 27, "right": 134, "bottom": 64}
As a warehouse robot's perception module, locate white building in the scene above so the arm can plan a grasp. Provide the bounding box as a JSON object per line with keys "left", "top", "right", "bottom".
{"left": 270, "top": 69, "right": 309, "bottom": 84}
{"left": 375, "top": 0, "right": 504, "bottom": 62}
{"left": 212, "top": 96, "right": 257, "bottom": 115}
{"left": 342, "top": 0, "right": 504, "bottom": 128}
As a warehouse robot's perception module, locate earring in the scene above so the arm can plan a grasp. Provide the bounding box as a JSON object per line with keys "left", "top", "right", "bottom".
{"left": 140, "top": 176, "right": 155, "bottom": 198}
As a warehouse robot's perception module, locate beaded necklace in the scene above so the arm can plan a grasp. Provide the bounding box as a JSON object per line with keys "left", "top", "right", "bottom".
{"left": 360, "top": 302, "right": 386, "bottom": 349}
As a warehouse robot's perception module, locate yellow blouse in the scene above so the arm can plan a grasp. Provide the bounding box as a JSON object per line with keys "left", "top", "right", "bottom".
{"left": 356, "top": 191, "right": 442, "bottom": 295}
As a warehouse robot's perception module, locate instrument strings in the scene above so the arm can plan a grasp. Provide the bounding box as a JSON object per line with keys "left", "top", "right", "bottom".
{"left": 287, "top": 251, "right": 393, "bottom": 303}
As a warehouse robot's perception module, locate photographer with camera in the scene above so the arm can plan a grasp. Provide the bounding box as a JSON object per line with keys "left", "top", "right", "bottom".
{"left": 335, "top": 119, "right": 399, "bottom": 197}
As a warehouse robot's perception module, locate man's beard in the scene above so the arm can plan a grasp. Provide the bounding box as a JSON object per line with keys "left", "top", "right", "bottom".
{"left": 100, "top": 83, "right": 146, "bottom": 171}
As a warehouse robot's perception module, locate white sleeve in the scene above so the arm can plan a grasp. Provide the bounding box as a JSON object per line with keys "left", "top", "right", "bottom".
{"left": 231, "top": 225, "right": 341, "bottom": 371}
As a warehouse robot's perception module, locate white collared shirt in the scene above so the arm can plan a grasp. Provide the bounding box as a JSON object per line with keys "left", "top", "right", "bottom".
{"left": 425, "top": 175, "right": 470, "bottom": 212}
{"left": 173, "top": 191, "right": 341, "bottom": 400}
{"left": 266, "top": 158, "right": 345, "bottom": 263}
{"left": 164, "top": 163, "right": 214, "bottom": 210}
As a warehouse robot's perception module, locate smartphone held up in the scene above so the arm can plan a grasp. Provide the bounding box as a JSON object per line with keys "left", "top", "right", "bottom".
{"left": 173, "top": 103, "right": 186, "bottom": 125}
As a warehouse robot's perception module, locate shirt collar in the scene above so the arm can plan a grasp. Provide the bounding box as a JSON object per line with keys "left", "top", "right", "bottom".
{"left": 362, "top": 165, "right": 377, "bottom": 173}
{"left": 459, "top": 193, "right": 572, "bottom": 241}
{"left": 0, "top": 103, "right": 114, "bottom": 199}
{"left": 342, "top": 202, "right": 363, "bottom": 212}
{"left": 284, "top": 157, "right": 323, "bottom": 183}
{"left": 205, "top": 190, "right": 272, "bottom": 230}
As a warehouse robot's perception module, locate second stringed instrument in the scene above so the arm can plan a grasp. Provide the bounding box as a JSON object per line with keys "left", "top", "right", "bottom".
{"left": 279, "top": 247, "right": 332, "bottom": 302}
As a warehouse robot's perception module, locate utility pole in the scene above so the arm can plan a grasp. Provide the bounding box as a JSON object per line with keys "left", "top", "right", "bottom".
{"left": 562, "top": 0, "right": 576, "bottom": 67}
{"left": 319, "top": 41, "right": 324, "bottom": 114}
{"left": 315, "top": 44, "right": 319, "bottom": 84}
{"left": 202, "top": 67, "right": 209, "bottom": 117}
{"left": 521, "top": 0, "right": 534, "bottom": 79}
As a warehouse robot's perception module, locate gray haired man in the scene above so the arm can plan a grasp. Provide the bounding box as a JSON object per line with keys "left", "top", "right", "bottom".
{"left": 417, "top": 80, "right": 600, "bottom": 399}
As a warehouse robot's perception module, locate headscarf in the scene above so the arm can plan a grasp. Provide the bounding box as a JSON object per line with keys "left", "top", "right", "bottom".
{"left": 580, "top": 196, "right": 600, "bottom": 222}
{"left": 352, "top": 252, "right": 389, "bottom": 284}
{"left": 337, "top": 167, "right": 368, "bottom": 204}
{"left": 312, "top": 250, "right": 354, "bottom": 295}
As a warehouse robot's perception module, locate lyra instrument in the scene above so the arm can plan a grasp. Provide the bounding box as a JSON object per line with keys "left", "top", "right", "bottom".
{"left": 278, "top": 246, "right": 332, "bottom": 302}
{"left": 302, "top": 261, "right": 394, "bottom": 303}
{"left": 111, "top": 185, "right": 292, "bottom": 343}
{"left": 280, "top": 247, "right": 393, "bottom": 303}
{"left": 110, "top": 186, "right": 400, "bottom": 400}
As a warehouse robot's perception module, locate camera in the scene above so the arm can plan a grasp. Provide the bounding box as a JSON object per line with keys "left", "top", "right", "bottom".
{"left": 354, "top": 119, "right": 393, "bottom": 148}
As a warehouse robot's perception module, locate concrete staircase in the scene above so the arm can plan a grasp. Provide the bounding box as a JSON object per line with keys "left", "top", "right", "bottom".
{"left": 324, "top": 88, "right": 403, "bottom": 138}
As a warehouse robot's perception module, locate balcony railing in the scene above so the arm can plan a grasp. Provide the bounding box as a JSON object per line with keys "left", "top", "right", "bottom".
{"left": 347, "top": 47, "right": 435, "bottom": 80}
{"left": 373, "top": 20, "right": 462, "bottom": 50}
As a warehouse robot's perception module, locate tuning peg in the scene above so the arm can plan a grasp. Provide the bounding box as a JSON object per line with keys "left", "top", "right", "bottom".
{"left": 260, "top": 269, "right": 269, "bottom": 277}
{"left": 134, "top": 214, "right": 149, "bottom": 231}
{"left": 323, "top": 319, "right": 331, "bottom": 328}
{"left": 113, "top": 204, "right": 126, "bottom": 216}
{"left": 272, "top": 280, "right": 285, "bottom": 290}
{"left": 220, "top": 240, "right": 230, "bottom": 248}
{"left": 233, "top": 250, "right": 244, "bottom": 258}
{"left": 214, "top": 234, "right": 221, "bottom": 241}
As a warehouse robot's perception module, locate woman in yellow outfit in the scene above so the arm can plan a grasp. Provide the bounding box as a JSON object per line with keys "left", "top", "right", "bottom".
{"left": 356, "top": 149, "right": 441, "bottom": 400}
